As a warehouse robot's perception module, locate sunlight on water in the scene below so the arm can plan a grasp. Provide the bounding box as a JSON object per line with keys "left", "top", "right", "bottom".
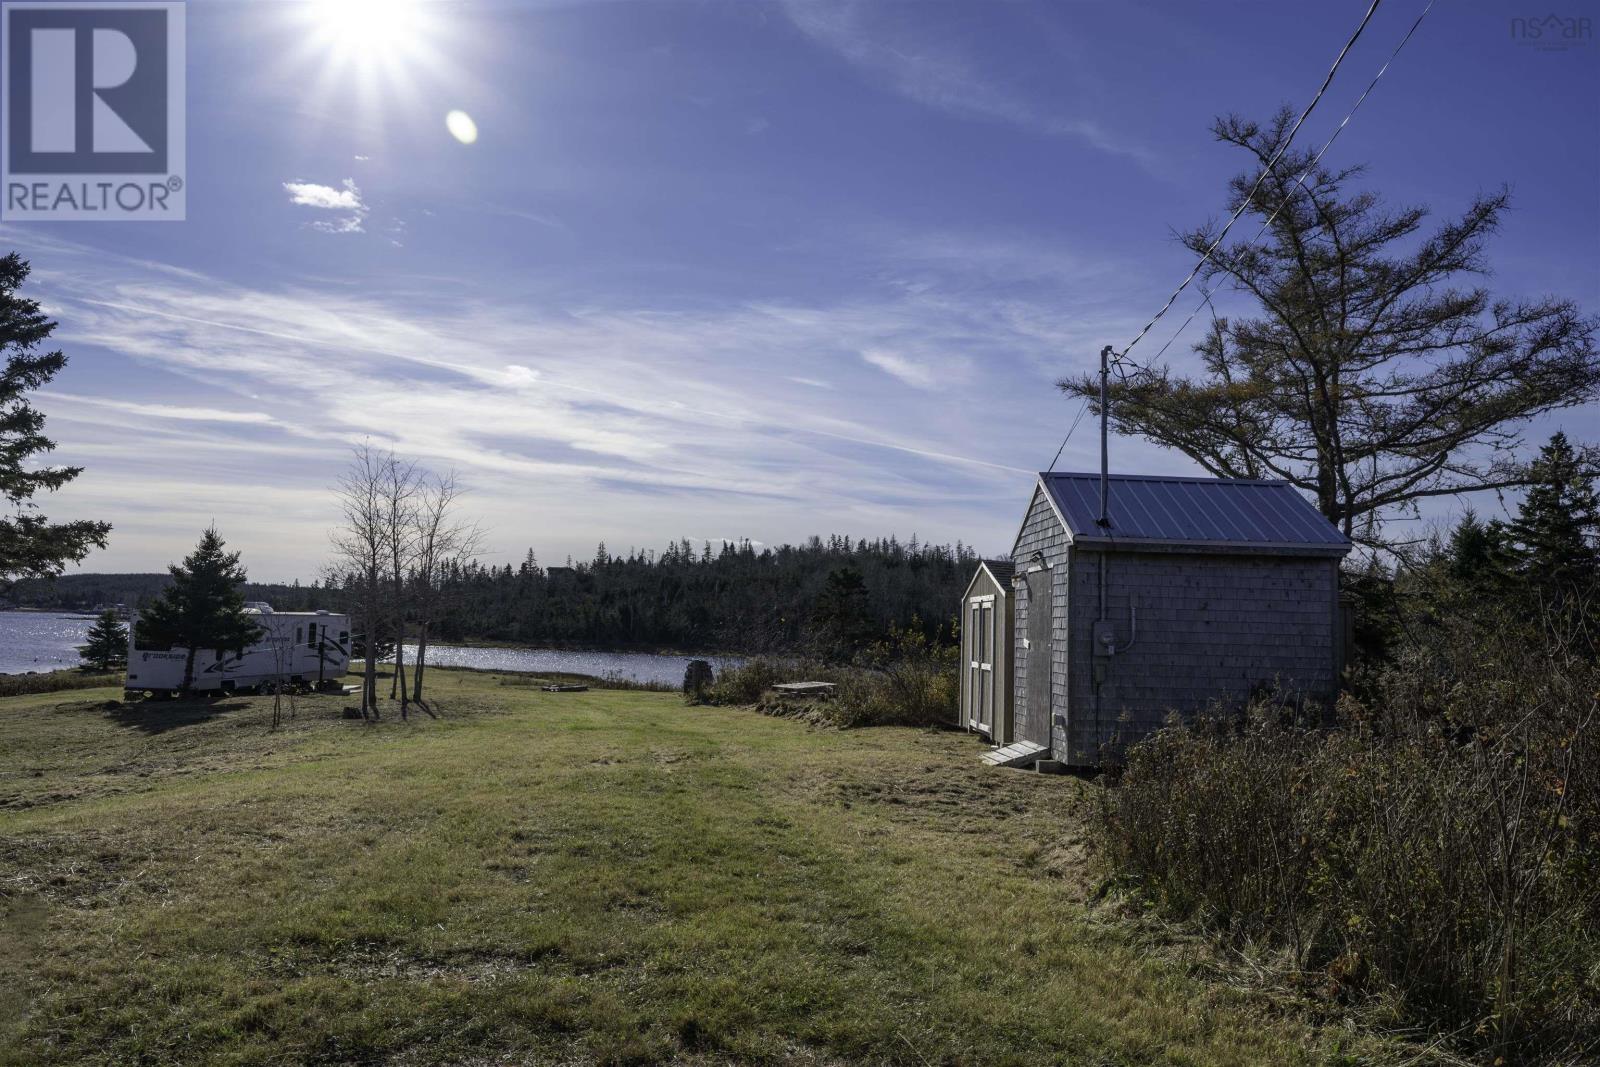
{"left": 388, "top": 645, "right": 741, "bottom": 687}
{"left": 0, "top": 612, "right": 96, "bottom": 675}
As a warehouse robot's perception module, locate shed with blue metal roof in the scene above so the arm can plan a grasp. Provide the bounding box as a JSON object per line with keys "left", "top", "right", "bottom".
{"left": 959, "top": 471, "right": 1351, "bottom": 767}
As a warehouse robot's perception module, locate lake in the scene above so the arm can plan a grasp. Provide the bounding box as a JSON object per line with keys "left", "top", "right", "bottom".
{"left": 0, "top": 612, "right": 732, "bottom": 687}
{"left": 390, "top": 644, "right": 739, "bottom": 687}
{"left": 0, "top": 611, "right": 98, "bottom": 675}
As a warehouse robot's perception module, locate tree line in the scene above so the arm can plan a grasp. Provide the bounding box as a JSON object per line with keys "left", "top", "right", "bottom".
{"left": 411, "top": 533, "right": 978, "bottom": 658}
{"left": 7, "top": 573, "right": 337, "bottom": 613}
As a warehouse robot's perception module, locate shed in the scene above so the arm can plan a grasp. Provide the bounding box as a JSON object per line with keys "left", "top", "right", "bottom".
{"left": 958, "top": 560, "right": 1015, "bottom": 743}
{"left": 974, "top": 472, "right": 1351, "bottom": 767}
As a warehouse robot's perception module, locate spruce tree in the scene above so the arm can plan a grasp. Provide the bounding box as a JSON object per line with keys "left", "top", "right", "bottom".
{"left": 809, "top": 567, "right": 874, "bottom": 663}
{"left": 1446, "top": 511, "right": 1513, "bottom": 590}
{"left": 0, "top": 253, "right": 111, "bottom": 591}
{"left": 77, "top": 609, "right": 128, "bottom": 672}
{"left": 135, "top": 527, "right": 261, "bottom": 694}
{"left": 1503, "top": 433, "right": 1600, "bottom": 605}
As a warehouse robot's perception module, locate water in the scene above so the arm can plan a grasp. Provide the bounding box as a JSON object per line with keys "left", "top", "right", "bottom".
{"left": 0, "top": 610, "right": 735, "bottom": 686}
{"left": 392, "top": 644, "right": 741, "bottom": 687}
{"left": 0, "top": 611, "right": 98, "bottom": 674}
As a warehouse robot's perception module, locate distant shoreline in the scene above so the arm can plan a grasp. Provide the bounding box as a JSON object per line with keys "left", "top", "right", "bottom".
{"left": 419, "top": 638, "right": 746, "bottom": 659}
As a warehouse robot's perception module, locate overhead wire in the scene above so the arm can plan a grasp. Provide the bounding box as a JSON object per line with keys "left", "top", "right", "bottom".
{"left": 1146, "top": 0, "right": 1439, "bottom": 365}
{"left": 1110, "top": 0, "right": 1387, "bottom": 376}
{"left": 1046, "top": 399, "right": 1092, "bottom": 472}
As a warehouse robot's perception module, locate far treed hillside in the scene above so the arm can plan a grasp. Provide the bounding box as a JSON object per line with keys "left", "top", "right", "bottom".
{"left": 7, "top": 574, "right": 335, "bottom": 614}
{"left": 433, "top": 536, "right": 977, "bottom": 653}
{"left": 8, "top": 535, "right": 982, "bottom": 654}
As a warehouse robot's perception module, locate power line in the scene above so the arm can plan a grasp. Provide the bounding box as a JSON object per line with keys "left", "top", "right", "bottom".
{"left": 1148, "top": 0, "right": 1438, "bottom": 364}
{"left": 1113, "top": 0, "right": 1386, "bottom": 373}
{"left": 1046, "top": 399, "right": 1091, "bottom": 472}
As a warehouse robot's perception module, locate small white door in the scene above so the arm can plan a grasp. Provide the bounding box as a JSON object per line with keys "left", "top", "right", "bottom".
{"left": 968, "top": 596, "right": 995, "bottom": 733}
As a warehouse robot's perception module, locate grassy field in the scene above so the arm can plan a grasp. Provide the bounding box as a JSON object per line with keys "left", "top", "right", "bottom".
{"left": 1, "top": 670, "right": 1378, "bottom": 1066}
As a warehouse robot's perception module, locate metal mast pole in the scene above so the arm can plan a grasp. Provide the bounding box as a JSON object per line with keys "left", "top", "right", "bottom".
{"left": 1098, "top": 345, "right": 1112, "bottom": 528}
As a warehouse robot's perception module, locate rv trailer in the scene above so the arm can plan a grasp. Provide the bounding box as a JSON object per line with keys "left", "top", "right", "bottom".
{"left": 125, "top": 602, "right": 351, "bottom": 696}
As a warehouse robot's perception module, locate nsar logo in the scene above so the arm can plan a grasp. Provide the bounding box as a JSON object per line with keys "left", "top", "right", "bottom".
{"left": 1510, "top": 13, "right": 1594, "bottom": 51}
{"left": 2, "top": 1, "right": 185, "bottom": 221}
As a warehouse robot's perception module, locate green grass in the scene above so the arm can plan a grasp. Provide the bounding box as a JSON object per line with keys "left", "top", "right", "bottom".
{"left": 1, "top": 670, "right": 1376, "bottom": 1065}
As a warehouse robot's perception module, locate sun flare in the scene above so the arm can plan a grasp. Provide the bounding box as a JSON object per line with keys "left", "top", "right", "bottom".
{"left": 309, "top": 0, "right": 428, "bottom": 63}
{"left": 446, "top": 110, "right": 478, "bottom": 144}
{"left": 288, "top": 0, "right": 462, "bottom": 136}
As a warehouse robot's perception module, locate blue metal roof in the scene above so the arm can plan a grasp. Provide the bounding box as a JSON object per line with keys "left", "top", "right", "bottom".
{"left": 1039, "top": 472, "right": 1350, "bottom": 554}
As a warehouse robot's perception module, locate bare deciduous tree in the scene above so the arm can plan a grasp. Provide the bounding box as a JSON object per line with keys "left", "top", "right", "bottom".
{"left": 380, "top": 456, "right": 422, "bottom": 718}
{"left": 409, "top": 471, "right": 482, "bottom": 710}
{"left": 331, "top": 443, "right": 390, "bottom": 721}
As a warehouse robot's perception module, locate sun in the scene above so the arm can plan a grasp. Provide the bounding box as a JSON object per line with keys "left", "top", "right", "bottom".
{"left": 307, "top": 0, "right": 429, "bottom": 68}
{"left": 286, "top": 0, "right": 471, "bottom": 139}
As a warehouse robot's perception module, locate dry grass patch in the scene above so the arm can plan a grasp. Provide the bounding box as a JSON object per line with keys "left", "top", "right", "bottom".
{"left": 1, "top": 669, "right": 1401, "bottom": 1065}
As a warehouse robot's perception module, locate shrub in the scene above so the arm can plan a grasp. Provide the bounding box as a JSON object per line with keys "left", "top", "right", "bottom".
{"left": 0, "top": 670, "right": 122, "bottom": 698}
{"left": 830, "top": 620, "right": 958, "bottom": 728}
{"left": 700, "top": 624, "right": 958, "bottom": 731}
{"left": 702, "top": 658, "right": 812, "bottom": 706}
{"left": 1096, "top": 613, "right": 1600, "bottom": 1062}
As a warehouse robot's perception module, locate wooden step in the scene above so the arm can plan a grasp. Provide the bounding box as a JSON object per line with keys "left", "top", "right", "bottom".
{"left": 980, "top": 740, "right": 1047, "bottom": 768}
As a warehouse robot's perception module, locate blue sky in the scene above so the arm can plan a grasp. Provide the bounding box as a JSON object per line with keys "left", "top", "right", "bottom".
{"left": 7, "top": 0, "right": 1598, "bottom": 580}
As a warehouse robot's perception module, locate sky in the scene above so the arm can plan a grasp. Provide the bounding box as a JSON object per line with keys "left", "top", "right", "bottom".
{"left": 6, "top": 0, "right": 1598, "bottom": 581}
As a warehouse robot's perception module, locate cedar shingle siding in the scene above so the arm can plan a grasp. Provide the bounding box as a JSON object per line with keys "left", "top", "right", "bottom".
{"left": 992, "top": 474, "right": 1349, "bottom": 767}
{"left": 1011, "top": 487, "right": 1071, "bottom": 751}
{"left": 1057, "top": 550, "right": 1338, "bottom": 764}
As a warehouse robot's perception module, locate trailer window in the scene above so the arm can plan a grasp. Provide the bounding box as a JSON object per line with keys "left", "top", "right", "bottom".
{"left": 307, "top": 623, "right": 317, "bottom": 649}
{"left": 214, "top": 649, "right": 224, "bottom": 661}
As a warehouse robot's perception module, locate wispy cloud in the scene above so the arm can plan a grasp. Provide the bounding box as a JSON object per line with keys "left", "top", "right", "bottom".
{"left": 861, "top": 347, "right": 940, "bottom": 390}
{"left": 21, "top": 229, "right": 1169, "bottom": 574}
{"left": 781, "top": 0, "right": 1153, "bottom": 164}
{"left": 282, "top": 178, "right": 368, "bottom": 234}
{"left": 45, "top": 393, "right": 283, "bottom": 426}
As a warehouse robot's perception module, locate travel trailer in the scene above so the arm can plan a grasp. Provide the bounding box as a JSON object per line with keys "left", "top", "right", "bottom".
{"left": 125, "top": 602, "right": 351, "bottom": 696}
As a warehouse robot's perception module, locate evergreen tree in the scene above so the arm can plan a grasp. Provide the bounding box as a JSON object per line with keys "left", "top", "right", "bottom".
{"left": 77, "top": 609, "right": 128, "bottom": 671}
{"left": 0, "top": 253, "right": 111, "bottom": 591}
{"left": 1446, "top": 511, "right": 1514, "bottom": 592}
{"left": 135, "top": 527, "right": 261, "bottom": 694}
{"left": 1505, "top": 433, "right": 1600, "bottom": 603}
{"left": 809, "top": 566, "right": 874, "bottom": 663}
{"left": 1063, "top": 110, "right": 1600, "bottom": 547}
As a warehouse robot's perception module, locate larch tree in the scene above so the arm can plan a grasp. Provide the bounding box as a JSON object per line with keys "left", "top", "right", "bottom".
{"left": 1061, "top": 109, "right": 1600, "bottom": 549}
{"left": 134, "top": 527, "right": 261, "bottom": 694}
{"left": 0, "top": 253, "right": 110, "bottom": 591}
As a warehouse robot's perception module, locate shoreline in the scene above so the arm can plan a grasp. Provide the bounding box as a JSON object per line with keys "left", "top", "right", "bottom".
{"left": 414, "top": 639, "right": 750, "bottom": 659}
